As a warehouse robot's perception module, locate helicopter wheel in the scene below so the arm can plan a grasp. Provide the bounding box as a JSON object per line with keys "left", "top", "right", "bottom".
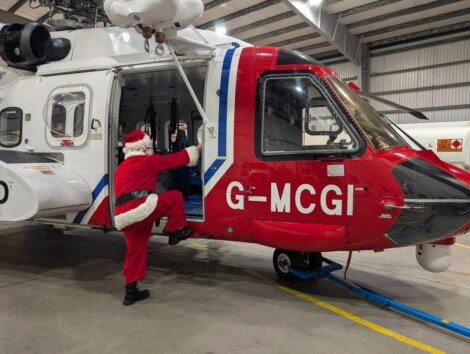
{"left": 306, "top": 252, "right": 323, "bottom": 270}
{"left": 273, "top": 249, "right": 310, "bottom": 280}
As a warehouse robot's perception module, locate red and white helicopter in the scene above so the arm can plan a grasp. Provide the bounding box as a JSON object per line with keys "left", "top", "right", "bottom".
{"left": 1, "top": 0, "right": 469, "bottom": 279}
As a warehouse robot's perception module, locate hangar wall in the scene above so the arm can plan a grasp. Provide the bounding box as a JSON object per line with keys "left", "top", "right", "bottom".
{"left": 327, "top": 31, "right": 470, "bottom": 124}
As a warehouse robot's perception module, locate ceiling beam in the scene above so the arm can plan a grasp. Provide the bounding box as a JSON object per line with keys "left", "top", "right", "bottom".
{"left": 227, "top": 11, "right": 297, "bottom": 36}
{"left": 199, "top": 0, "right": 343, "bottom": 30}
{"left": 8, "top": 0, "right": 29, "bottom": 13}
{"left": 336, "top": 0, "right": 402, "bottom": 19}
{"left": 246, "top": 0, "right": 467, "bottom": 48}
{"left": 282, "top": 0, "right": 369, "bottom": 68}
{"left": 204, "top": 0, "right": 232, "bottom": 11}
{"left": 313, "top": 23, "right": 470, "bottom": 62}
{"left": 360, "top": 7, "right": 470, "bottom": 40}
{"left": 358, "top": 8, "right": 470, "bottom": 39}
{"left": 227, "top": 0, "right": 403, "bottom": 43}
{"left": 369, "top": 21, "right": 470, "bottom": 49}
{"left": 198, "top": 0, "right": 282, "bottom": 30}
{"left": 0, "top": 9, "right": 30, "bottom": 24}
{"left": 347, "top": 0, "right": 464, "bottom": 30}
{"left": 247, "top": 23, "right": 315, "bottom": 44}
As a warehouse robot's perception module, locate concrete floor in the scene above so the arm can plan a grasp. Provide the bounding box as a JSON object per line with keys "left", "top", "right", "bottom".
{"left": 0, "top": 222, "right": 469, "bottom": 354}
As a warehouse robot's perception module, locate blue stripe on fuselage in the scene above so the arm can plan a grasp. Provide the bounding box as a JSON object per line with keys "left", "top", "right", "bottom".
{"left": 73, "top": 174, "right": 109, "bottom": 224}
{"left": 205, "top": 43, "right": 240, "bottom": 186}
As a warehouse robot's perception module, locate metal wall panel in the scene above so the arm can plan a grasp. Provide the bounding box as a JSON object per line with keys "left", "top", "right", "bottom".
{"left": 370, "top": 63, "right": 470, "bottom": 92}
{"left": 328, "top": 61, "right": 358, "bottom": 80}
{"left": 368, "top": 34, "right": 470, "bottom": 125}
{"left": 385, "top": 109, "right": 470, "bottom": 124}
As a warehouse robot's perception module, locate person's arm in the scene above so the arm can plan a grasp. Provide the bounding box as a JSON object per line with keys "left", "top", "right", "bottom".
{"left": 152, "top": 146, "right": 200, "bottom": 171}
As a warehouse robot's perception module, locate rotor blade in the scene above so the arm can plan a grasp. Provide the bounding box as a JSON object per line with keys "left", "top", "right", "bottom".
{"left": 358, "top": 91, "right": 429, "bottom": 120}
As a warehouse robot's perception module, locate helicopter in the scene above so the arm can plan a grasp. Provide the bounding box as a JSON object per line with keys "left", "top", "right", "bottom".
{"left": 1, "top": 0, "right": 469, "bottom": 279}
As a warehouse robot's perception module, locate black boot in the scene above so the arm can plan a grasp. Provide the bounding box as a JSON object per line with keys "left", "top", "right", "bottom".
{"left": 168, "top": 226, "right": 192, "bottom": 246}
{"left": 123, "top": 281, "right": 150, "bottom": 306}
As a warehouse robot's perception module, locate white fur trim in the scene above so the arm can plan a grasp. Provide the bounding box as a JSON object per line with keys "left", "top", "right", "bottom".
{"left": 185, "top": 146, "right": 199, "bottom": 167}
{"left": 124, "top": 151, "right": 146, "bottom": 160}
{"left": 123, "top": 134, "right": 151, "bottom": 154}
{"left": 114, "top": 194, "right": 158, "bottom": 230}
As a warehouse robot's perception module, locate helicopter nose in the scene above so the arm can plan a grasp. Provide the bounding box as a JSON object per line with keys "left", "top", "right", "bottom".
{"left": 385, "top": 158, "right": 470, "bottom": 246}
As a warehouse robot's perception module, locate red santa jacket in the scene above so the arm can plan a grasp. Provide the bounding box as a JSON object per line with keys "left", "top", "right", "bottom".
{"left": 114, "top": 146, "right": 199, "bottom": 230}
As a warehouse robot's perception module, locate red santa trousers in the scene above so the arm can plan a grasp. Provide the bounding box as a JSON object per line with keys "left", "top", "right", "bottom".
{"left": 123, "top": 190, "right": 186, "bottom": 284}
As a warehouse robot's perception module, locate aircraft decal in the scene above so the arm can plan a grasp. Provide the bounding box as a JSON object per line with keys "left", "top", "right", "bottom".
{"left": 0, "top": 181, "right": 8, "bottom": 204}
{"left": 73, "top": 174, "right": 109, "bottom": 224}
{"left": 217, "top": 42, "right": 240, "bottom": 157}
{"left": 204, "top": 43, "right": 240, "bottom": 194}
{"left": 226, "top": 181, "right": 355, "bottom": 216}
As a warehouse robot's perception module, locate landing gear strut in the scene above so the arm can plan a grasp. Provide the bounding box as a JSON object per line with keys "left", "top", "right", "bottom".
{"left": 273, "top": 249, "right": 322, "bottom": 280}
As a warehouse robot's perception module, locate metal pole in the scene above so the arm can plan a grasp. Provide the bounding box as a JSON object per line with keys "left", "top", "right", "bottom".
{"left": 167, "top": 42, "right": 216, "bottom": 138}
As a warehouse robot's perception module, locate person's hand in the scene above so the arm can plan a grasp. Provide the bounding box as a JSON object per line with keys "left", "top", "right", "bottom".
{"left": 171, "top": 134, "right": 177, "bottom": 143}
{"left": 196, "top": 144, "right": 203, "bottom": 153}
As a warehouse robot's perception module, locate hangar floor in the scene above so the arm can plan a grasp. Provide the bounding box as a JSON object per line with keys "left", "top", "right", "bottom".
{"left": 0, "top": 222, "right": 469, "bottom": 354}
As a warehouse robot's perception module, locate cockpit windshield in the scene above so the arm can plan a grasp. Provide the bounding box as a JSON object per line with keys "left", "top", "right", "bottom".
{"left": 326, "top": 76, "right": 408, "bottom": 150}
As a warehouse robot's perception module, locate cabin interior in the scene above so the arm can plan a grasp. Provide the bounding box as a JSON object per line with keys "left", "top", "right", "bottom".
{"left": 116, "top": 65, "right": 207, "bottom": 219}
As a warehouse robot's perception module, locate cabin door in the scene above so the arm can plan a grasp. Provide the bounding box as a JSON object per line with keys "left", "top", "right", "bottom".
{"left": 110, "top": 64, "right": 207, "bottom": 231}
{"left": 35, "top": 70, "right": 117, "bottom": 226}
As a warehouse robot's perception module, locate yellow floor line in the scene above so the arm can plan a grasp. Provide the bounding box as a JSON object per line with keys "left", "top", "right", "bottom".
{"left": 244, "top": 269, "right": 445, "bottom": 354}
{"left": 456, "top": 243, "right": 470, "bottom": 250}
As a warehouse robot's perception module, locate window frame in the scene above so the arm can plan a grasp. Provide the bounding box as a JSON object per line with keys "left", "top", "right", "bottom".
{"left": 45, "top": 86, "right": 91, "bottom": 148}
{"left": 255, "top": 71, "right": 364, "bottom": 161}
{"left": 0, "top": 107, "right": 23, "bottom": 148}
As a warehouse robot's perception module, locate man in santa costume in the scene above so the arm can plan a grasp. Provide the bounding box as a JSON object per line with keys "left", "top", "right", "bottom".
{"left": 114, "top": 129, "right": 200, "bottom": 305}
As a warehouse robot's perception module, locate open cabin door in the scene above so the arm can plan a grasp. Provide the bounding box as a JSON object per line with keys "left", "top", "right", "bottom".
{"left": 109, "top": 62, "right": 208, "bottom": 230}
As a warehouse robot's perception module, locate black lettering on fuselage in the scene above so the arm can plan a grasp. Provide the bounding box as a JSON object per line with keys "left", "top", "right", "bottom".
{"left": 0, "top": 181, "right": 8, "bottom": 204}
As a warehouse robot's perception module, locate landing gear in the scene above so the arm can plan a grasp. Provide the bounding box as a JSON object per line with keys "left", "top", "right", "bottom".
{"left": 273, "top": 249, "right": 322, "bottom": 280}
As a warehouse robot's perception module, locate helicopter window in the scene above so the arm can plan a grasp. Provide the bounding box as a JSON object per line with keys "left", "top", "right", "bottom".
{"left": 259, "top": 74, "right": 359, "bottom": 157}
{"left": 51, "top": 104, "right": 66, "bottom": 138}
{"left": 46, "top": 88, "right": 90, "bottom": 147}
{"left": 73, "top": 103, "right": 85, "bottom": 137}
{"left": 325, "top": 77, "right": 407, "bottom": 150}
{"left": 0, "top": 108, "right": 22, "bottom": 148}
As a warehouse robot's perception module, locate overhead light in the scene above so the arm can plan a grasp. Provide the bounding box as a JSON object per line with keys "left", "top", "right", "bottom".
{"left": 308, "top": 0, "right": 323, "bottom": 7}
{"left": 215, "top": 25, "right": 227, "bottom": 35}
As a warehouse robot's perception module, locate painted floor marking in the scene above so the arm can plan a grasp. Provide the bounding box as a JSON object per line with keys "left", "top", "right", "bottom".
{"left": 244, "top": 269, "right": 445, "bottom": 354}
{"left": 456, "top": 243, "right": 470, "bottom": 250}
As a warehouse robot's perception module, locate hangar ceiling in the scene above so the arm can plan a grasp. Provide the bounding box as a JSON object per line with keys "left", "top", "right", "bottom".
{"left": 1, "top": 0, "right": 470, "bottom": 61}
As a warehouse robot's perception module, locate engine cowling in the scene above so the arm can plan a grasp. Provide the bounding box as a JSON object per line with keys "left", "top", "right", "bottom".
{"left": 416, "top": 243, "right": 452, "bottom": 273}
{"left": 0, "top": 22, "right": 71, "bottom": 71}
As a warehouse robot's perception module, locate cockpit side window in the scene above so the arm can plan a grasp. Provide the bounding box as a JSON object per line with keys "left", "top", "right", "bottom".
{"left": 257, "top": 74, "right": 361, "bottom": 158}
{"left": 0, "top": 108, "right": 22, "bottom": 148}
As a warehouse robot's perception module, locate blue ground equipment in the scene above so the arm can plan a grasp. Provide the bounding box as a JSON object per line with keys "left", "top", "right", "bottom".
{"left": 286, "top": 258, "right": 470, "bottom": 339}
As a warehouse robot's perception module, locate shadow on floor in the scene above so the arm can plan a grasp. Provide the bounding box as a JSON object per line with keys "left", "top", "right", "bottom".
{"left": 0, "top": 224, "right": 452, "bottom": 310}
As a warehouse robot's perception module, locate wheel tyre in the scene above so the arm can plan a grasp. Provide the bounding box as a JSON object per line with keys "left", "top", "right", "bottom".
{"left": 273, "top": 249, "right": 295, "bottom": 280}
{"left": 273, "top": 249, "right": 308, "bottom": 280}
{"left": 307, "top": 252, "right": 323, "bottom": 270}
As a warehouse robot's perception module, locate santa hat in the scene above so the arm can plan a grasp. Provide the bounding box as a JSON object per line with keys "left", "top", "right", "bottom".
{"left": 123, "top": 130, "right": 152, "bottom": 159}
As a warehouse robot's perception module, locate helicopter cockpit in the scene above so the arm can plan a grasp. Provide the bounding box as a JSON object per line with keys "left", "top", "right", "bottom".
{"left": 258, "top": 73, "right": 362, "bottom": 159}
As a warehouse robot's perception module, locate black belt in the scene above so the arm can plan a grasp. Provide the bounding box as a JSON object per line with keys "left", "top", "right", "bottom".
{"left": 115, "top": 190, "right": 152, "bottom": 206}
